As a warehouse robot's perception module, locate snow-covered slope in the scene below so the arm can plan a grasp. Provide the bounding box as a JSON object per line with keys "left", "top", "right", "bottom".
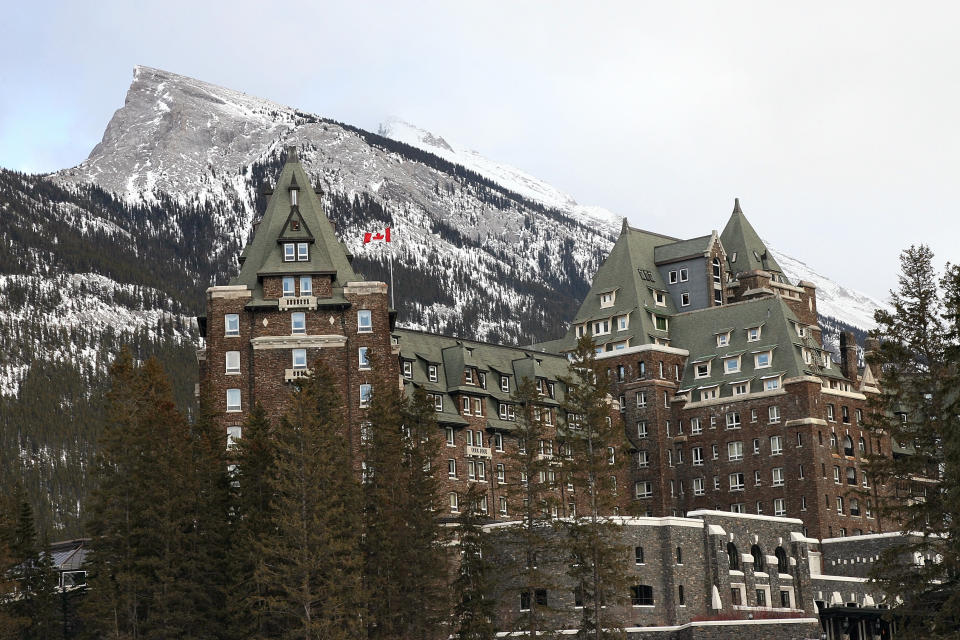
{"left": 378, "top": 118, "right": 621, "bottom": 231}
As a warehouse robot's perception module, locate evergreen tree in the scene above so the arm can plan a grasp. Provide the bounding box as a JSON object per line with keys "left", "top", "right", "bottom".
{"left": 228, "top": 402, "right": 278, "bottom": 639}
{"left": 864, "top": 245, "right": 960, "bottom": 637}
{"left": 362, "top": 385, "right": 448, "bottom": 640}
{"left": 254, "top": 366, "right": 366, "bottom": 639}
{"left": 500, "top": 376, "right": 562, "bottom": 637}
{"left": 452, "top": 484, "right": 496, "bottom": 640}
{"left": 560, "top": 336, "right": 629, "bottom": 640}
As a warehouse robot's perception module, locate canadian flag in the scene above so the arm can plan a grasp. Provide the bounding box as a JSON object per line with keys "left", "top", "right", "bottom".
{"left": 363, "top": 227, "right": 392, "bottom": 244}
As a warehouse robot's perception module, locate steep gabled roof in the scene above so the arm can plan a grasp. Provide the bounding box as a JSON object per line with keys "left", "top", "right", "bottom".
{"left": 720, "top": 199, "right": 784, "bottom": 279}
{"left": 653, "top": 234, "right": 713, "bottom": 264}
{"left": 231, "top": 148, "right": 357, "bottom": 296}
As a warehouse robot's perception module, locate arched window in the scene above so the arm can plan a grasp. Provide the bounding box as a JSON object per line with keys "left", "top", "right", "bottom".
{"left": 712, "top": 257, "right": 722, "bottom": 283}
{"left": 843, "top": 435, "right": 854, "bottom": 457}
{"left": 775, "top": 547, "right": 788, "bottom": 574}
{"left": 751, "top": 545, "right": 764, "bottom": 572}
{"left": 727, "top": 542, "right": 739, "bottom": 570}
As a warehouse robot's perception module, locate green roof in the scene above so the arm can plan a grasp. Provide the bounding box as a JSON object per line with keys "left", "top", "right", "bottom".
{"left": 653, "top": 234, "right": 712, "bottom": 264}
{"left": 720, "top": 199, "right": 785, "bottom": 279}
{"left": 230, "top": 148, "right": 357, "bottom": 298}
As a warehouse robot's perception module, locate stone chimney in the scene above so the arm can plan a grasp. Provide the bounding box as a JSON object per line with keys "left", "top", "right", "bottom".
{"left": 840, "top": 331, "right": 859, "bottom": 382}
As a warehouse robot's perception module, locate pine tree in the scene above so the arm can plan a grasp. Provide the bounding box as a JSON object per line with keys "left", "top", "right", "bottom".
{"left": 500, "top": 376, "right": 562, "bottom": 637}
{"left": 228, "top": 402, "right": 278, "bottom": 639}
{"left": 362, "top": 385, "right": 449, "bottom": 640}
{"left": 561, "top": 337, "right": 630, "bottom": 640}
{"left": 864, "top": 246, "right": 960, "bottom": 637}
{"left": 452, "top": 484, "right": 496, "bottom": 640}
{"left": 254, "top": 366, "right": 366, "bottom": 639}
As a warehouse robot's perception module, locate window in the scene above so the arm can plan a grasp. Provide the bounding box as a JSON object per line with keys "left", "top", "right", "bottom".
{"left": 772, "top": 467, "right": 784, "bottom": 486}
{"left": 837, "top": 496, "right": 844, "bottom": 514}
{"left": 669, "top": 270, "right": 678, "bottom": 284}
{"left": 637, "top": 360, "right": 646, "bottom": 377}
{"left": 464, "top": 368, "right": 474, "bottom": 384}
{"left": 654, "top": 315, "right": 668, "bottom": 331}
{"left": 692, "top": 447, "right": 704, "bottom": 465}
{"left": 448, "top": 459, "right": 456, "bottom": 478}
{"left": 226, "top": 425, "right": 241, "bottom": 448}
{"left": 727, "top": 441, "right": 743, "bottom": 461}
{"left": 607, "top": 447, "right": 616, "bottom": 465}
{"left": 499, "top": 403, "right": 515, "bottom": 420}
{"left": 226, "top": 389, "right": 241, "bottom": 412}
{"left": 732, "top": 383, "right": 748, "bottom": 396}
{"left": 729, "top": 472, "right": 745, "bottom": 491}
{"left": 681, "top": 292, "right": 690, "bottom": 306}
{"left": 712, "top": 444, "right": 719, "bottom": 460}
{"left": 756, "top": 500, "right": 764, "bottom": 514}
{"left": 433, "top": 394, "right": 443, "bottom": 412}
{"left": 850, "top": 498, "right": 860, "bottom": 517}
{"left": 635, "top": 546, "right": 645, "bottom": 564}
{"left": 631, "top": 585, "right": 654, "bottom": 606}
{"left": 842, "top": 405, "right": 850, "bottom": 423}
{"left": 846, "top": 467, "right": 857, "bottom": 485}
{"left": 833, "top": 466, "right": 841, "bottom": 484}
{"left": 449, "top": 492, "right": 459, "bottom": 513}
{"left": 300, "top": 276, "right": 312, "bottom": 295}
{"left": 445, "top": 427, "right": 455, "bottom": 446}
{"left": 480, "top": 373, "right": 488, "bottom": 389}
{"left": 679, "top": 267, "right": 688, "bottom": 282}
{"left": 780, "top": 590, "right": 791, "bottom": 608}
{"left": 282, "top": 276, "right": 295, "bottom": 296}
{"left": 358, "top": 347, "right": 370, "bottom": 369}
{"left": 827, "top": 404, "right": 835, "bottom": 421}
{"left": 359, "top": 384, "right": 372, "bottom": 408}
{"left": 770, "top": 436, "right": 783, "bottom": 455}
{"left": 752, "top": 438, "right": 761, "bottom": 455}
{"left": 225, "top": 314, "right": 239, "bottom": 336}
{"left": 747, "top": 326, "right": 761, "bottom": 341}
{"left": 714, "top": 289, "right": 724, "bottom": 305}
{"left": 764, "top": 377, "right": 781, "bottom": 391}
{"left": 717, "top": 332, "right": 730, "bottom": 347}
{"left": 695, "top": 363, "right": 710, "bottom": 378}
{"left": 637, "top": 421, "right": 648, "bottom": 438}
{"left": 676, "top": 547, "right": 683, "bottom": 564}
{"left": 635, "top": 481, "right": 652, "bottom": 498}
{"left": 497, "top": 463, "right": 505, "bottom": 483}
{"left": 403, "top": 361, "right": 413, "bottom": 379}
{"left": 600, "top": 291, "right": 615, "bottom": 308}
{"left": 754, "top": 351, "right": 771, "bottom": 368}
{"left": 494, "top": 433, "right": 503, "bottom": 451}
{"left": 499, "top": 497, "right": 507, "bottom": 515}
{"left": 637, "top": 450, "right": 649, "bottom": 468}
{"left": 462, "top": 397, "right": 471, "bottom": 415}
{"left": 654, "top": 291, "right": 666, "bottom": 306}
{"left": 751, "top": 545, "right": 764, "bottom": 572}
{"left": 727, "top": 543, "right": 739, "bottom": 569}
{"left": 843, "top": 435, "right": 854, "bottom": 457}
{"left": 618, "top": 315, "right": 629, "bottom": 330}
{"left": 858, "top": 437, "right": 866, "bottom": 453}
{"left": 714, "top": 476, "right": 721, "bottom": 490}
{"left": 730, "top": 502, "right": 745, "bottom": 513}
{"left": 500, "top": 375, "right": 509, "bottom": 392}
{"left": 691, "top": 417, "right": 702, "bottom": 434}
{"left": 701, "top": 386, "right": 719, "bottom": 401}
{"left": 636, "top": 391, "right": 647, "bottom": 408}
{"left": 292, "top": 348, "right": 307, "bottom": 370}
{"left": 754, "top": 470, "right": 762, "bottom": 486}
{"left": 712, "top": 257, "right": 722, "bottom": 283}
{"left": 726, "top": 412, "right": 741, "bottom": 429}
{"left": 283, "top": 243, "right": 296, "bottom": 261}
{"left": 751, "top": 408, "right": 758, "bottom": 423}
{"left": 693, "top": 478, "right": 705, "bottom": 495}
{"left": 593, "top": 319, "right": 610, "bottom": 335}
{"left": 798, "top": 464, "right": 804, "bottom": 479}
{"left": 291, "top": 312, "right": 306, "bottom": 334}
{"left": 357, "top": 310, "right": 373, "bottom": 333}
{"left": 428, "top": 365, "right": 438, "bottom": 382}
{"left": 856, "top": 408, "right": 863, "bottom": 423}
{"left": 297, "top": 242, "right": 308, "bottom": 261}
{"left": 769, "top": 405, "right": 781, "bottom": 423}
{"left": 724, "top": 357, "right": 740, "bottom": 374}
{"left": 756, "top": 589, "right": 767, "bottom": 607}
{"left": 225, "top": 351, "right": 240, "bottom": 374}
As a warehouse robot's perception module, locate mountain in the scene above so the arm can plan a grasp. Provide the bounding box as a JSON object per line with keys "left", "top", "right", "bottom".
{"left": 3, "top": 65, "right": 883, "bottom": 536}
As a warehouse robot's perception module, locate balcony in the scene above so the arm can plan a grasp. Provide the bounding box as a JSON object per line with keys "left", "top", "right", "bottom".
{"left": 278, "top": 295, "right": 317, "bottom": 310}
{"left": 466, "top": 445, "right": 492, "bottom": 459}
{"left": 285, "top": 368, "right": 313, "bottom": 382}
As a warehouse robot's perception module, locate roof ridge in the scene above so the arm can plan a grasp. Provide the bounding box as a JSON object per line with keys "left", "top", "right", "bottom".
{"left": 394, "top": 327, "right": 569, "bottom": 359}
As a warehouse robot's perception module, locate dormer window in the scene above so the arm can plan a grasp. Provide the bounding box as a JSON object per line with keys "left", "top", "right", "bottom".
{"left": 796, "top": 324, "right": 807, "bottom": 338}
{"left": 716, "top": 332, "right": 731, "bottom": 347}
{"left": 653, "top": 315, "right": 668, "bottom": 331}
{"left": 428, "top": 365, "right": 438, "bottom": 382}
{"left": 724, "top": 356, "right": 741, "bottom": 374}
{"left": 747, "top": 326, "right": 761, "bottom": 342}
{"left": 593, "top": 320, "right": 610, "bottom": 335}
{"left": 600, "top": 291, "right": 616, "bottom": 308}
{"left": 754, "top": 350, "right": 772, "bottom": 369}
{"left": 465, "top": 368, "right": 474, "bottom": 385}
{"left": 284, "top": 243, "right": 296, "bottom": 262}
{"left": 290, "top": 188, "right": 298, "bottom": 207}
{"left": 654, "top": 291, "right": 667, "bottom": 306}
{"left": 695, "top": 362, "right": 711, "bottom": 379}
{"left": 297, "top": 242, "right": 309, "bottom": 261}
{"left": 617, "top": 315, "right": 629, "bottom": 331}
{"left": 500, "top": 375, "right": 510, "bottom": 392}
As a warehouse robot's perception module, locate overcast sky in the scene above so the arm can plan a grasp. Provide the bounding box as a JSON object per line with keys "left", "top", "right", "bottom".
{"left": 2, "top": 1, "right": 958, "bottom": 301}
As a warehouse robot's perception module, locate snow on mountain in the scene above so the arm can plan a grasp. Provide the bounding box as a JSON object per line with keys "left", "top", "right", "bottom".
{"left": 377, "top": 117, "right": 621, "bottom": 231}
{"left": 769, "top": 243, "right": 886, "bottom": 330}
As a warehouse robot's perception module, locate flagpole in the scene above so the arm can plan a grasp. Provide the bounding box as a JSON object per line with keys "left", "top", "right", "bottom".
{"left": 389, "top": 246, "right": 395, "bottom": 309}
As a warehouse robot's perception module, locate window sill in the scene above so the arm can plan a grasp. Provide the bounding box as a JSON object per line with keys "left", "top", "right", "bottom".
{"left": 632, "top": 604, "right": 655, "bottom": 609}
{"left": 225, "top": 371, "right": 241, "bottom": 376}
{"left": 226, "top": 409, "right": 242, "bottom": 413}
